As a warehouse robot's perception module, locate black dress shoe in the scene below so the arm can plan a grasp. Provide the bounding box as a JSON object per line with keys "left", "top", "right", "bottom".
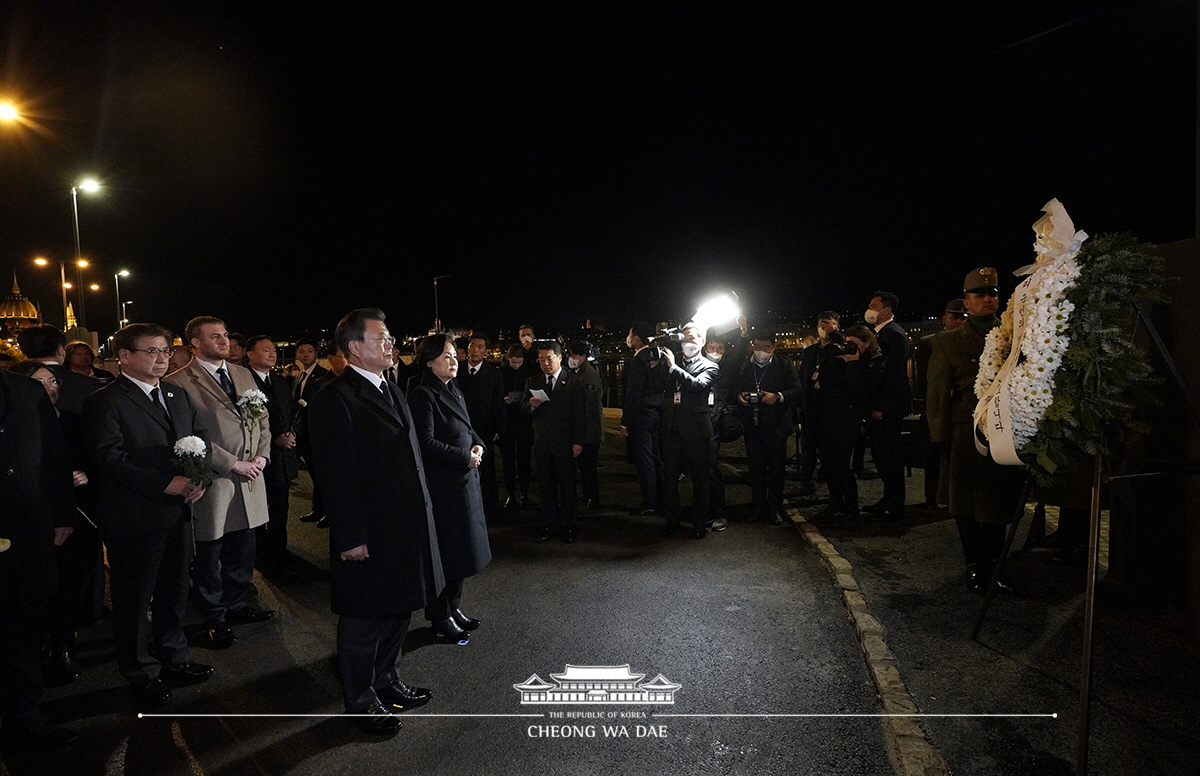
{"left": 535, "top": 529, "right": 555, "bottom": 542}
{"left": 130, "top": 678, "right": 172, "bottom": 708}
{"left": 451, "top": 608, "right": 480, "bottom": 631}
{"left": 0, "top": 720, "right": 80, "bottom": 749}
{"left": 316, "top": 516, "right": 329, "bottom": 529}
{"left": 299, "top": 511, "right": 324, "bottom": 523}
{"left": 561, "top": 528, "right": 575, "bottom": 544}
{"left": 377, "top": 681, "right": 432, "bottom": 710}
{"left": 692, "top": 527, "right": 707, "bottom": 539}
{"left": 227, "top": 606, "right": 277, "bottom": 624}
{"left": 349, "top": 701, "right": 402, "bottom": 735}
{"left": 208, "top": 623, "right": 237, "bottom": 649}
{"left": 628, "top": 506, "right": 656, "bottom": 517}
{"left": 46, "top": 649, "right": 81, "bottom": 685}
{"left": 162, "top": 660, "right": 216, "bottom": 685}
{"left": 769, "top": 510, "right": 785, "bottom": 526}
{"left": 430, "top": 618, "right": 470, "bottom": 643}
{"left": 711, "top": 516, "right": 729, "bottom": 532}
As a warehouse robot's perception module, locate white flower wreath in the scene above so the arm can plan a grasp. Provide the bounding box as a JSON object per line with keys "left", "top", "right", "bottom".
{"left": 975, "top": 199, "right": 1087, "bottom": 460}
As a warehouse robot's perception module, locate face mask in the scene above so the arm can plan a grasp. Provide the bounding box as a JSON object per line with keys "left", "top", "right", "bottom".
{"left": 681, "top": 342, "right": 701, "bottom": 359}
{"left": 864, "top": 309, "right": 879, "bottom": 325}
{"left": 520, "top": 335, "right": 533, "bottom": 346}
{"left": 567, "top": 357, "right": 582, "bottom": 369}
{"left": 706, "top": 351, "right": 722, "bottom": 363}
{"left": 752, "top": 350, "right": 772, "bottom": 365}
{"left": 625, "top": 335, "right": 635, "bottom": 349}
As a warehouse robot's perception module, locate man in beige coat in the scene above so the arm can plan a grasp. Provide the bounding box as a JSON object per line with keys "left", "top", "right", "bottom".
{"left": 165, "top": 316, "right": 274, "bottom": 648}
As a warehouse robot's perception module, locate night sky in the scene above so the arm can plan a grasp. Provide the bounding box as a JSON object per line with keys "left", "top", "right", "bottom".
{"left": 1, "top": 1, "right": 1194, "bottom": 340}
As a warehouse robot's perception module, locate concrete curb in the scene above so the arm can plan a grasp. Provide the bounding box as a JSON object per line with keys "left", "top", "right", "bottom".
{"left": 785, "top": 505, "right": 950, "bottom": 776}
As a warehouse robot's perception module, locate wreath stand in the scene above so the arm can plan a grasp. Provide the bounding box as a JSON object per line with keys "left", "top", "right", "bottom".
{"left": 969, "top": 302, "right": 1200, "bottom": 776}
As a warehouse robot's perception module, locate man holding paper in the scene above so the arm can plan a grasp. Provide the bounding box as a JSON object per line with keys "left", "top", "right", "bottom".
{"left": 521, "top": 342, "right": 586, "bottom": 543}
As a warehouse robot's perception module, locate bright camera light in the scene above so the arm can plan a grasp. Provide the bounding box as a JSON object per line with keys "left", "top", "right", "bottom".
{"left": 694, "top": 293, "right": 742, "bottom": 334}
{"left": 78, "top": 178, "right": 100, "bottom": 193}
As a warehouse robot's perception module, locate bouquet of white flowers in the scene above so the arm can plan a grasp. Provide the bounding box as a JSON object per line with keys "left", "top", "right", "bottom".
{"left": 173, "top": 435, "right": 211, "bottom": 487}
{"left": 237, "top": 388, "right": 268, "bottom": 490}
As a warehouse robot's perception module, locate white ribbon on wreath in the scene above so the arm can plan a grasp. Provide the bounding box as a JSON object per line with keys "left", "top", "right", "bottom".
{"left": 974, "top": 199, "right": 1087, "bottom": 464}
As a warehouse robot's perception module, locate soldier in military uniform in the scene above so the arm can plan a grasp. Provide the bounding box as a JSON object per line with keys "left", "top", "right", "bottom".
{"left": 914, "top": 299, "right": 967, "bottom": 509}
{"left": 925, "top": 268, "right": 1026, "bottom": 592}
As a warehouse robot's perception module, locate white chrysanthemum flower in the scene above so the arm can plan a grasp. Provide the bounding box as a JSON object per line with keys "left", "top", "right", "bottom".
{"left": 174, "top": 436, "right": 207, "bottom": 456}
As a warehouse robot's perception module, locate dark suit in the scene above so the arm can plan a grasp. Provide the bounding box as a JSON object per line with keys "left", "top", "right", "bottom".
{"left": 456, "top": 360, "right": 506, "bottom": 521}
{"left": 522, "top": 369, "right": 586, "bottom": 531}
{"left": 295, "top": 368, "right": 334, "bottom": 518}
{"left": 661, "top": 354, "right": 719, "bottom": 531}
{"left": 621, "top": 346, "right": 668, "bottom": 510}
{"left": 731, "top": 354, "right": 802, "bottom": 518}
{"left": 869, "top": 319, "right": 912, "bottom": 515}
{"left": 498, "top": 363, "right": 533, "bottom": 499}
{"left": 81, "top": 375, "right": 202, "bottom": 686}
{"left": 308, "top": 367, "right": 444, "bottom": 711}
{"left": 251, "top": 370, "right": 298, "bottom": 560}
{"left": 815, "top": 354, "right": 886, "bottom": 514}
{"left": 569, "top": 360, "right": 604, "bottom": 504}
{"left": 409, "top": 374, "right": 492, "bottom": 621}
{"left": 0, "top": 371, "right": 74, "bottom": 725}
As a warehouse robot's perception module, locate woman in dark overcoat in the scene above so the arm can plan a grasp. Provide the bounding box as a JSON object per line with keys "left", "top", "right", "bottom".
{"left": 408, "top": 333, "right": 492, "bottom": 642}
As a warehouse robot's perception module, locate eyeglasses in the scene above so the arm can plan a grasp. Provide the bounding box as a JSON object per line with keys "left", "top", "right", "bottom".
{"left": 37, "top": 377, "right": 62, "bottom": 387}
{"left": 129, "top": 347, "right": 175, "bottom": 357}
{"left": 364, "top": 336, "right": 396, "bottom": 347}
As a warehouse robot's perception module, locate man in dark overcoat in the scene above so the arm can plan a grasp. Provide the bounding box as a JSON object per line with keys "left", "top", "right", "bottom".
{"left": 926, "top": 268, "right": 1027, "bottom": 592}
{"left": 308, "top": 309, "right": 444, "bottom": 734}
{"left": 0, "top": 366, "right": 78, "bottom": 747}
{"left": 246, "top": 335, "right": 299, "bottom": 564}
{"left": 457, "top": 333, "right": 506, "bottom": 521}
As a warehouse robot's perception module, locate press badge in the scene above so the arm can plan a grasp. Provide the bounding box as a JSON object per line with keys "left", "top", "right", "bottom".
{"left": 674, "top": 391, "right": 681, "bottom": 404}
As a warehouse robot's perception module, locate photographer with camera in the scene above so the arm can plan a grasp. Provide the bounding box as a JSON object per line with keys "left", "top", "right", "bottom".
{"left": 731, "top": 330, "right": 801, "bottom": 525}
{"left": 813, "top": 325, "right": 885, "bottom": 518}
{"left": 659, "top": 324, "right": 720, "bottom": 539}
{"left": 620, "top": 322, "right": 669, "bottom": 516}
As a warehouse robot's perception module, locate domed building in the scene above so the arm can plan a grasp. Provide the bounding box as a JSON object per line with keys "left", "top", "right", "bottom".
{"left": 0, "top": 273, "right": 40, "bottom": 339}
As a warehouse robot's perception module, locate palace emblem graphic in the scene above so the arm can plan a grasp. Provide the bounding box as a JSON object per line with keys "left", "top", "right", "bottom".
{"left": 513, "top": 664, "right": 681, "bottom": 705}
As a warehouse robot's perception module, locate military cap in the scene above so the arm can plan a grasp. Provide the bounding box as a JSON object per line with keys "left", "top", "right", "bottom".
{"left": 963, "top": 267, "right": 999, "bottom": 294}
{"left": 945, "top": 299, "right": 967, "bottom": 316}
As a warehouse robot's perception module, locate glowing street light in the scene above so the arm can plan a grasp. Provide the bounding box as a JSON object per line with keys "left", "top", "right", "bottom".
{"left": 114, "top": 270, "right": 130, "bottom": 327}
{"left": 0, "top": 103, "right": 18, "bottom": 121}
{"left": 33, "top": 256, "right": 70, "bottom": 329}
{"left": 71, "top": 179, "right": 101, "bottom": 327}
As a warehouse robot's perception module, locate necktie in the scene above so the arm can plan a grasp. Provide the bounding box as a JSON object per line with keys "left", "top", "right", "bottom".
{"left": 546, "top": 374, "right": 554, "bottom": 393}
{"left": 470, "top": 366, "right": 477, "bottom": 376}
{"left": 295, "top": 370, "right": 308, "bottom": 398}
{"left": 380, "top": 381, "right": 396, "bottom": 410}
{"left": 264, "top": 373, "right": 273, "bottom": 390}
{"left": 386, "top": 367, "right": 396, "bottom": 383}
{"left": 216, "top": 367, "right": 236, "bottom": 402}
{"left": 150, "top": 386, "right": 172, "bottom": 426}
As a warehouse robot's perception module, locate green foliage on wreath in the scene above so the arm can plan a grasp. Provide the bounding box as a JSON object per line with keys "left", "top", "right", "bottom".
{"left": 1019, "top": 233, "right": 1168, "bottom": 485}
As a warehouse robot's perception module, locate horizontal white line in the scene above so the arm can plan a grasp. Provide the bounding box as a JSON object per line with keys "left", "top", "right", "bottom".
{"left": 655, "top": 714, "right": 1058, "bottom": 718}
{"left": 137, "top": 713, "right": 545, "bottom": 719}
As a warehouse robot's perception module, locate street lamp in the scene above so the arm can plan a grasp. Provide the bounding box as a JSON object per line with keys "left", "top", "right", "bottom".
{"left": 121, "top": 301, "right": 133, "bottom": 327}
{"left": 33, "top": 256, "right": 69, "bottom": 329}
{"left": 433, "top": 274, "right": 450, "bottom": 332}
{"left": 114, "top": 270, "right": 129, "bottom": 328}
{"left": 0, "top": 103, "right": 18, "bottom": 121}
{"left": 71, "top": 178, "right": 101, "bottom": 328}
